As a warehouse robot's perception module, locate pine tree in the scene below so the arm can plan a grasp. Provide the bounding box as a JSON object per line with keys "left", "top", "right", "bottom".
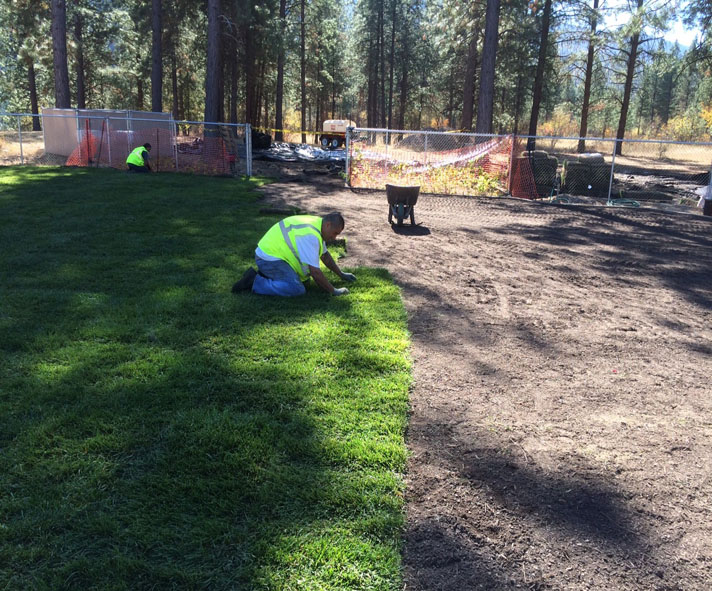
{"left": 51, "top": 0, "right": 71, "bottom": 107}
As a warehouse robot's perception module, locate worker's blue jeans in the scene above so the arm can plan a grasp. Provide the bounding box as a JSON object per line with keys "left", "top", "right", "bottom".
{"left": 252, "top": 256, "right": 306, "bottom": 297}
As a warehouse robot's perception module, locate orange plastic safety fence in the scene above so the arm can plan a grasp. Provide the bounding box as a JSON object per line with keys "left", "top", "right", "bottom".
{"left": 509, "top": 137, "right": 554, "bottom": 199}
{"left": 176, "top": 136, "right": 233, "bottom": 176}
{"left": 509, "top": 141, "right": 538, "bottom": 199}
{"left": 349, "top": 132, "right": 514, "bottom": 196}
{"left": 66, "top": 126, "right": 236, "bottom": 176}
{"left": 66, "top": 131, "right": 100, "bottom": 167}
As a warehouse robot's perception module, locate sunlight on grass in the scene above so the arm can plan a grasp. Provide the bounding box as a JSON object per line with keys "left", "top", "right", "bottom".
{"left": 0, "top": 166, "right": 411, "bottom": 590}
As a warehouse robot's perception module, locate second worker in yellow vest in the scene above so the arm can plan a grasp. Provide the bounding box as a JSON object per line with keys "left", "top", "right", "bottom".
{"left": 231, "top": 212, "right": 356, "bottom": 296}
{"left": 126, "top": 143, "right": 152, "bottom": 173}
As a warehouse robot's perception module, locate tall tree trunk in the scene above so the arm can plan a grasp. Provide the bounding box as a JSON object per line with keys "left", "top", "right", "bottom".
{"left": 513, "top": 73, "right": 523, "bottom": 134}
{"left": 244, "top": 25, "right": 256, "bottom": 124}
{"left": 137, "top": 78, "right": 144, "bottom": 110}
{"left": 449, "top": 71, "right": 456, "bottom": 128}
{"left": 526, "top": 0, "right": 552, "bottom": 150}
{"left": 218, "top": 41, "right": 225, "bottom": 123}
{"left": 171, "top": 48, "right": 178, "bottom": 119}
{"left": 649, "top": 79, "right": 657, "bottom": 124}
{"left": 263, "top": 71, "right": 270, "bottom": 129}
{"left": 300, "top": 0, "right": 306, "bottom": 143}
{"left": 387, "top": 0, "right": 397, "bottom": 130}
{"left": 315, "top": 87, "right": 321, "bottom": 137}
{"left": 74, "top": 11, "right": 86, "bottom": 108}
{"left": 178, "top": 81, "right": 184, "bottom": 122}
{"left": 461, "top": 32, "right": 478, "bottom": 131}
{"left": 498, "top": 83, "right": 506, "bottom": 132}
{"left": 28, "top": 61, "right": 41, "bottom": 130}
{"left": 275, "top": 0, "right": 286, "bottom": 140}
{"left": 51, "top": 0, "right": 71, "bottom": 108}
{"left": 254, "top": 58, "right": 264, "bottom": 128}
{"left": 314, "top": 42, "right": 321, "bottom": 134}
{"left": 184, "top": 73, "right": 192, "bottom": 120}
{"left": 367, "top": 34, "right": 375, "bottom": 127}
{"left": 615, "top": 0, "right": 644, "bottom": 155}
{"left": 379, "top": 0, "right": 386, "bottom": 128}
{"left": 660, "top": 72, "right": 673, "bottom": 124}
{"left": 204, "top": 0, "right": 220, "bottom": 124}
{"left": 230, "top": 45, "right": 238, "bottom": 124}
{"left": 179, "top": 80, "right": 185, "bottom": 122}
{"left": 373, "top": 28, "right": 381, "bottom": 125}
{"left": 151, "top": 0, "right": 162, "bottom": 112}
{"left": 332, "top": 51, "right": 337, "bottom": 118}
{"left": 398, "top": 18, "right": 409, "bottom": 130}
{"left": 476, "top": 0, "right": 501, "bottom": 135}
{"left": 227, "top": 0, "right": 238, "bottom": 124}
{"left": 577, "top": 0, "right": 599, "bottom": 153}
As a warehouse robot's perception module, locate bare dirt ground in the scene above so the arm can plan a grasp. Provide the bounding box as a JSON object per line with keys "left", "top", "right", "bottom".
{"left": 255, "top": 164, "right": 712, "bottom": 590}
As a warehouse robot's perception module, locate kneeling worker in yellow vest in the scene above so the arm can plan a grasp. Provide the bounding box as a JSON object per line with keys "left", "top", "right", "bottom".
{"left": 232, "top": 212, "right": 356, "bottom": 296}
{"left": 126, "top": 143, "right": 152, "bottom": 173}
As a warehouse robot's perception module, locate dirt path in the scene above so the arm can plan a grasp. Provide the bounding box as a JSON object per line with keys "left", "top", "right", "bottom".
{"left": 256, "top": 173, "right": 712, "bottom": 590}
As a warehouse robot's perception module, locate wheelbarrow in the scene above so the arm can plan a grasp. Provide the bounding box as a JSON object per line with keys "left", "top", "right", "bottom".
{"left": 386, "top": 184, "right": 420, "bottom": 226}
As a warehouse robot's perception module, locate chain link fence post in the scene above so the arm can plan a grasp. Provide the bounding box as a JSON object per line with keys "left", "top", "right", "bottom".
{"left": 126, "top": 111, "right": 132, "bottom": 154}
{"left": 17, "top": 115, "right": 24, "bottom": 165}
{"left": 105, "top": 118, "right": 112, "bottom": 167}
{"left": 608, "top": 139, "right": 618, "bottom": 203}
{"left": 245, "top": 123, "right": 252, "bottom": 177}
{"left": 345, "top": 126, "right": 351, "bottom": 187}
{"left": 41, "top": 113, "right": 46, "bottom": 155}
{"left": 173, "top": 116, "right": 178, "bottom": 172}
{"left": 508, "top": 134, "right": 517, "bottom": 194}
{"left": 384, "top": 129, "right": 389, "bottom": 178}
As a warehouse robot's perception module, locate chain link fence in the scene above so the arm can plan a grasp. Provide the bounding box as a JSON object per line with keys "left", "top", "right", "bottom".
{"left": 347, "top": 128, "right": 513, "bottom": 196}
{"left": 348, "top": 128, "right": 712, "bottom": 213}
{"left": 0, "top": 111, "right": 252, "bottom": 177}
{"left": 3, "top": 113, "right": 711, "bottom": 212}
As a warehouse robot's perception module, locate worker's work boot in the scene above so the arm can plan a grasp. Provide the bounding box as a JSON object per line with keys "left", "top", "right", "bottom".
{"left": 231, "top": 267, "right": 257, "bottom": 293}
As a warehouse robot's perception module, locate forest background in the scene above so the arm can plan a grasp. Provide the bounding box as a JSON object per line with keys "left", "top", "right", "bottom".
{"left": 1, "top": 0, "right": 712, "bottom": 146}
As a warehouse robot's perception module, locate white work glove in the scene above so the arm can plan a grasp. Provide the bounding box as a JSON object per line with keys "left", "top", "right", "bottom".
{"left": 332, "top": 287, "right": 350, "bottom": 296}
{"left": 340, "top": 272, "right": 357, "bottom": 282}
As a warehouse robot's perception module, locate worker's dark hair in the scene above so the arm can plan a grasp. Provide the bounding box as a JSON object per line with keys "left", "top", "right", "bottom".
{"left": 323, "top": 212, "right": 344, "bottom": 230}
{"left": 143, "top": 143, "right": 152, "bottom": 150}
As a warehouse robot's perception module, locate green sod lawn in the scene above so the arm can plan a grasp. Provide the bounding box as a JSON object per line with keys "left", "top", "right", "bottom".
{"left": 0, "top": 167, "right": 411, "bottom": 590}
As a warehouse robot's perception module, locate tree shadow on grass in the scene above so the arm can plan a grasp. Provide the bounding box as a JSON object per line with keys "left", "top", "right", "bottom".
{"left": 0, "top": 168, "right": 408, "bottom": 590}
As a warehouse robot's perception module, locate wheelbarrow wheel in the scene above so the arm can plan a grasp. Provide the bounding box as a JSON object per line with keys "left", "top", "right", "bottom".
{"left": 396, "top": 203, "right": 405, "bottom": 226}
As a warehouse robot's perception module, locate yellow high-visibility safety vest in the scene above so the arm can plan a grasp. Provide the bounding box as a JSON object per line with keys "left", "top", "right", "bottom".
{"left": 126, "top": 146, "right": 147, "bottom": 166}
{"left": 257, "top": 215, "right": 324, "bottom": 280}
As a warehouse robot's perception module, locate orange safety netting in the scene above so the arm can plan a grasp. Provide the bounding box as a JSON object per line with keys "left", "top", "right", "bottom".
{"left": 67, "top": 120, "right": 236, "bottom": 176}
{"left": 509, "top": 154, "right": 538, "bottom": 199}
{"left": 65, "top": 128, "right": 101, "bottom": 167}
{"left": 176, "top": 135, "right": 235, "bottom": 176}
{"left": 508, "top": 137, "right": 560, "bottom": 200}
